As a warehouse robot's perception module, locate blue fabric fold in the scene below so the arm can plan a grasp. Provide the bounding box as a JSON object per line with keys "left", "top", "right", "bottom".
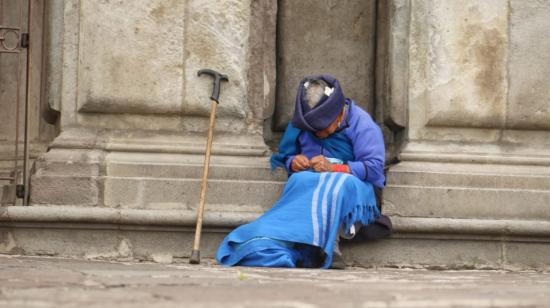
{"left": 270, "top": 123, "right": 302, "bottom": 169}
{"left": 216, "top": 171, "right": 380, "bottom": 268}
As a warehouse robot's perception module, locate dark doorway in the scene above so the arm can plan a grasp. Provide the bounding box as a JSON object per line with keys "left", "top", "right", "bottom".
{"left": 273, "top": 0, "right": 377, "bottom": 132}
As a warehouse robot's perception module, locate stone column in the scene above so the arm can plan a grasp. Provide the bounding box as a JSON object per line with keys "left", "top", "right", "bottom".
{"left": 385, "top": 0, "right": 550, "bottom": 232}
{"left": 31, "top": 0, "right": 279, "bottom": 212}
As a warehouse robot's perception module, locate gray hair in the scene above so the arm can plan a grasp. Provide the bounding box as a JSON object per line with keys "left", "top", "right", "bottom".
{"left": 305, "top": 79, "right": 329, "bottom": 109}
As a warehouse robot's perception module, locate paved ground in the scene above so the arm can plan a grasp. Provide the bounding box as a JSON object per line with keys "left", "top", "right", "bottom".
{"left": 1, "top": 255, "right": 550, "bottom": 308}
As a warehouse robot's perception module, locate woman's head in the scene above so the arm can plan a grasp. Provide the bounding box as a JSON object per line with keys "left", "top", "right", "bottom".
{"left": 303, "top": 79, "right": 345, "bottom": 138}
{"left": 291, "top": 75, "right": 346, "bottom": 135}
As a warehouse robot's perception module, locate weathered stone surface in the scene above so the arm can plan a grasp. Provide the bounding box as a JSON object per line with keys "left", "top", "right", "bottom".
{"left": 103, "top": 177, "right": 283, "bottom": 212}
{"left": 0, "top": 183, "right": 16, "bottom": 206}
{"left": 77, "top": 0, "right": 186, "bottom": 115}
{"left": 404, "top": 0, "right": 550, "bottom": 146}
{"left": 33, "top": 149, "right": 103, "bottom": 177}
{"left": 59, "top": 0, "right": 80, "bottom": 127}
{"left": 507, "top": 0, "right": 550, "bottom": 130}
{"left": 105, "top": 155, "right": 286, "bottom": 181}
{"left": 32, "top": 0, "right": 276, "bottom": 209}
{"left": 384, "top": 161, "right": 550, "bottom": 220}
{"left": 43, "top": 0, "right": 64, "bottom": 115}
{"left": 57, "top": 0, "right": 264, "bottom": 134}
{"left": 29, "top": 130, "right": 281, "bottom": 207}
{"left": 120, "top": 229, "right": 224, "bottom": 261}
{"left": 389, "top": 1, "right": 550, "bottom": 236}
{"left": 375, "top": 0, "right": 410, "bottom": 163}
{"left": 388, "top": 161, "right": 550, "bottom": 191}
{"left": 505, "top": 241, "right": 550, "bottom": 270}
{"left": 347, "top": 237, "right": 502, "bottom": 270}
{"left": 385, "top": 186, "right": 550, "bottom": 220}
{"left": 50, "top": 126, "right": 269, "bottom": 154}
{"left": 376, "top": 0, "right": 409, "bottom": 130}
{"left": 3, "top": 215, "right": 550, "bottom": 271}
{"left": 0, "top": 230, "right": 20, "bottom": 254}
{"left": 3, "top": 205, "right": 550, "bottom": 270}
{"left": 409, "top": 0, "right": 508, "bottom": 130}
{"left": 30, "top": 148, "right": 103, "bottom": 206}
{"left": 3, "top": 255, "right": 550, "bottom": 308}
{"left": 1, "top": 227, "right": 120, "bottom": 258}
{"left": 183, "top": 0, "right": 252, "bottom": 119}
{"left": 273, "top": 0, "right": 377, "bottom": 131}
{"left": 247, "top": 0, "right": 277, "bottom": 125}
{"left": 30, "top": 175, "right": 99, "bottom": 206}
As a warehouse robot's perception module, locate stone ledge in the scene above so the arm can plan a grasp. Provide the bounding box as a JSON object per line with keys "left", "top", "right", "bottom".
{"left": 392, "top": 217, "right": 550, "bottom": 237}
{"left": 0, "top": 206, "right": 257, "bottom": 228}
{"left": 50, "top": 128, "right": 270, "bottom": 157}
{"left": 401, "top": 152, "right": 550, "bottom": 166}
{"left": 2, "top": 206, "right": 550, "bottom": 270}
{"left": 385, "top": 160, "right": 550, "bottom": 220}
{"left": 2, "top": 206, "right": 550, "bottom": 238}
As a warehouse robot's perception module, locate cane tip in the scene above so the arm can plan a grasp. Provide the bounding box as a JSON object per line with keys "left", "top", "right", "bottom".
{"left": 189, "top": 250, "right": 200, "bottom": 264}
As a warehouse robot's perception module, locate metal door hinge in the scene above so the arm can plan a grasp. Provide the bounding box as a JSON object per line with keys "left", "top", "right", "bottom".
{"left": 20, "top": 33, "right": 29, "bottom": 48}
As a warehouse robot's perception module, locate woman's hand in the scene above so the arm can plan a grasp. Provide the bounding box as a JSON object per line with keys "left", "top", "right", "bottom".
{"left": 291, "top": 155, "right": 311, "bottom": 172}
{"left": 310, "top": 155, "right": 331, "bottom": 172}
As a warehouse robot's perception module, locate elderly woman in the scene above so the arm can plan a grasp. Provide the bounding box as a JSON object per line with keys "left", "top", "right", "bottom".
{"left": 216, "top": 75, "right": 385, "bottom": 269}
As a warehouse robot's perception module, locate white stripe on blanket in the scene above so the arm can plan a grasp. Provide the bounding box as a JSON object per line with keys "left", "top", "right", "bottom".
{"left": 311, "top": 173, "right": 327, "bottom": 246}
{"left": 329, "top": 174, "right": 350, "bottom": 244}
{"left": 321, "top": 172, "right": 338, "bottom": 247}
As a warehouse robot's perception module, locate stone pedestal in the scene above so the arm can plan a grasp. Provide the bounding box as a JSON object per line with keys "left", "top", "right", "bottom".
{"left": 378, "top": 0, "right": 550, "bottom": 268}
{"left": 30, "top": 0, "right": 279, "bottom": 211}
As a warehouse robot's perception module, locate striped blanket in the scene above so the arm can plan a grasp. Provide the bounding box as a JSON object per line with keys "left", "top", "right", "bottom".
{"left": 216, "top": 171, "right": 380, "bottom": 268}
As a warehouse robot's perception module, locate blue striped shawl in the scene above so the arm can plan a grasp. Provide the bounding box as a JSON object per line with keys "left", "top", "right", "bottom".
{"left": 216, "top": 171, "right": 379, "bottom": 268}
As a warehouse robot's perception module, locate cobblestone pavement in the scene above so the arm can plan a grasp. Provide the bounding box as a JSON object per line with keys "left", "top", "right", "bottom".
{"left": 1, "top": 255, "right": 550, "bottom": 308}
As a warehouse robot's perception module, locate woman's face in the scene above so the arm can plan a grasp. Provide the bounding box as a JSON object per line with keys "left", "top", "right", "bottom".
{"left": 315, "top": 111, "right": 344, "bottom": 139}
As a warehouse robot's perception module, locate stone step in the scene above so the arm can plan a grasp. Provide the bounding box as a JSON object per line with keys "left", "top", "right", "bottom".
{"left": 103, "top": 176, "right": 285, "bottom": 212}
{"left": 31, "top": 150, "right": 288, "bottom": 209}
{"left": 1, "top": 206, "right": 549, "bottom": 270}
{"left": 105, "top": 161, "right": 288, "bottom": 182}
{"left": 384, "top": 185, "right": 550, "bottom": 220}
{"left": 388, "top": 161, "right": 550, "bottom": 190}
{"left": 384, "top": 161, "right": 550, "bottom": 220}
{"left": 34, "top": 151, "right": 288, "bottom": 181}
{"left": 31, "top": 174, "right": 286, "bottom": 212}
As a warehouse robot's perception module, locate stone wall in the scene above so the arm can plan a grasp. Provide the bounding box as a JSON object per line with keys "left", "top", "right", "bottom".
{"left": 55, "top": 0, "right": 275, "bottom": 136}
{"left": 3, "top": 0, "right": 550, "bottom": 268}
{"left": 402, "top": 0, "right": 550, "bottom": 150}
{"left": 26, "top": 0, "right": 550, "bottom": 220}
{"left": 385, "top": 0, "right": 550, "bottom": 224}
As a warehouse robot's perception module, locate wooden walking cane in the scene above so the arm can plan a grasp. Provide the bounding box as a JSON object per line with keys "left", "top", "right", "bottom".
{"left": 190, "top": 69, "right": 228, "bottom": 264}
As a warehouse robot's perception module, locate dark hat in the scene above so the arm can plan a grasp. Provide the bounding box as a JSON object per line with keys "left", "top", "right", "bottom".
{"left": 291, "top": 75, "right": 346, "bottom": 132}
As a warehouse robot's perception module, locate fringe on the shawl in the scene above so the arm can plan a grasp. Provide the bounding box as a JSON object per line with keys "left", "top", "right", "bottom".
{"left": 341, "top": 201, "right": 380, "bottom": 235}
